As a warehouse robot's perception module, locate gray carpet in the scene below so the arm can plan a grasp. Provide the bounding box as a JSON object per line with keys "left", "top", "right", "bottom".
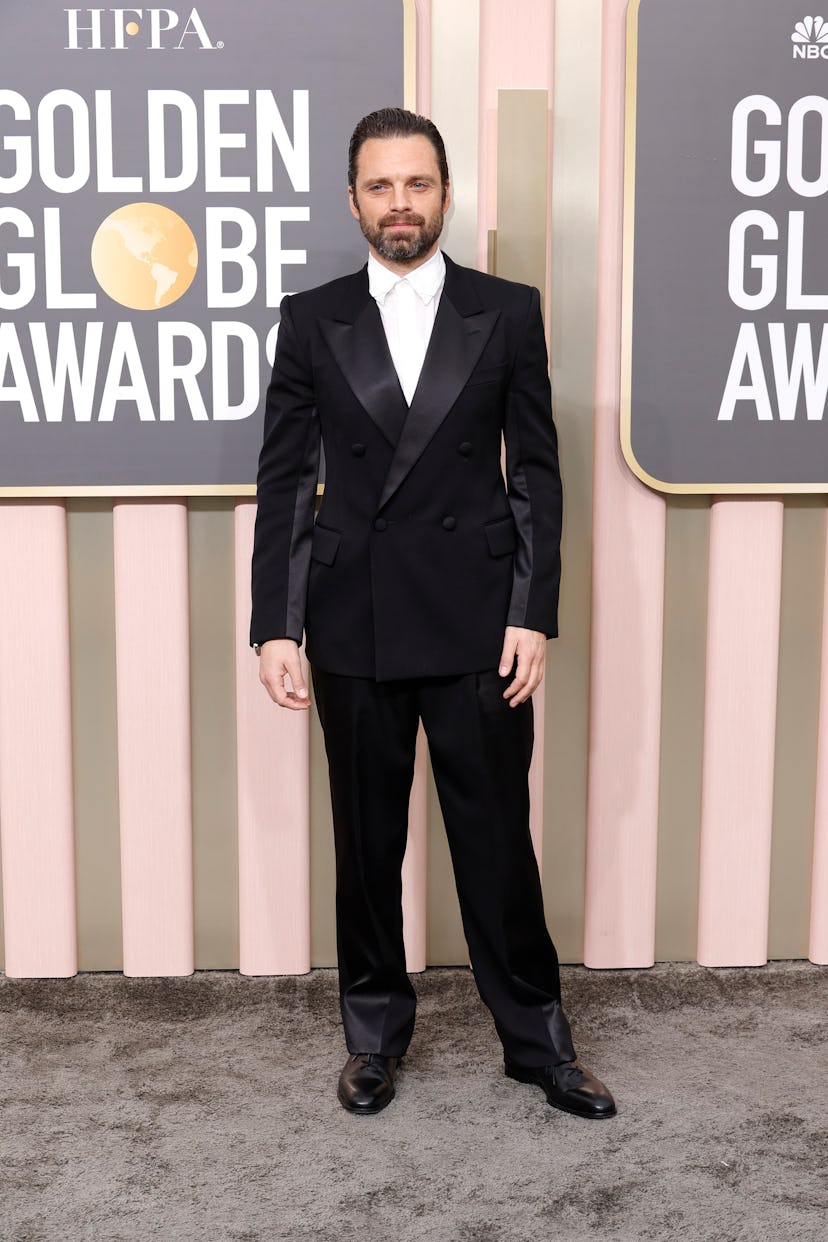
{"left": 0, "top": 962, "right": 825, "bottom": 1241}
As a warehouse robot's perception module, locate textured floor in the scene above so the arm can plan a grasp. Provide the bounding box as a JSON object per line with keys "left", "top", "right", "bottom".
{"left": 0, "top": 962, "right": 825, "bottom": 1241}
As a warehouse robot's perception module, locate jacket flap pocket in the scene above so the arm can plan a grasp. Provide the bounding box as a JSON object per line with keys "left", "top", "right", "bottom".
{"left": 484, "top": 516, "right": 517, "bottom": 558}
{"left": 311, "top": 523, "right": 341, "bottom": 566}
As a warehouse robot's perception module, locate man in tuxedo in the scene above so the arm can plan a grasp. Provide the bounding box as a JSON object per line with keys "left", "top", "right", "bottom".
{"left": 251, "top": 108, "right": 615, "bottom": 1120}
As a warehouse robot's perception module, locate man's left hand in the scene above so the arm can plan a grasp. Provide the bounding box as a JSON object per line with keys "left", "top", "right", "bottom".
{"left": 499, "top": 626, "right": 546, "bottom": 706}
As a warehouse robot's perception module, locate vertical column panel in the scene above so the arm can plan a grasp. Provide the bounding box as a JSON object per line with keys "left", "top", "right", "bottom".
{"left": 543, "top": 0, "right": 603, "bottom": 961}
{"left": 495, "top": 88, "right": 550, "bottom": 865}
{"left": 655, "top": 499, "right": 709, "bottom": 961}
{"left": 584, "top": 0, "right": 666, "bottom": 968}
{"left": 234, "top": 501, "right": 310, "bottom": 975}
{"left": 768, "top": 501, "right": 824, "bottom": 960}
{"left": 809, "top": 505, "right": 828, "bottom": 965}
{"left": 0, "top": 503, "right": 77, "bottom": 978}
{"left": 431, "top": 0, "right": 479, "bottom": 267}
{"left": 402, "top": 728, "right": 428, "bottom": 972}
{"left": 189, "top": 500, "right": 239, "bottom": 969}
{"left": 698, "top": 500, "right": 783, "bottom": 967}
{"left": 67, "top": 500, "right": 123, "bottom": 971}
{"left": 478, "top": 0, "right": 554, "bottom": 266}
{"left": 113, "top": 501, "right": 193, "bottom": 977}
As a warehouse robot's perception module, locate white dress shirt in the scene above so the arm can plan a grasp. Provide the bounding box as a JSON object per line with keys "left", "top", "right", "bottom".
{"left": 367, "top": 248, "right": 446, "bottom": 405}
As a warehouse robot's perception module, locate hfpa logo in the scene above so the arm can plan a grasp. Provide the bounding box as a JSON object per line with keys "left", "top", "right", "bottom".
{"left": 64, "top": 8, "right": 223, "bottom": 50}
{"left": 792, "top": 15, "right": 828, "bottom": 58}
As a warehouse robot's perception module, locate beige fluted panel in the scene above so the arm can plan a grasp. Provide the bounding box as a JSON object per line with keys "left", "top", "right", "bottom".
{"left": 495, "top": 88, "right": 550, "bottom": 863}
{"left": 0, "top": 503, "right": 77, "bottom": 977}
{"left": 113, "top": 501, "right": 194, "bottom": 977}
{"left": 809, "top": 505, "right": 828, "bottom": 964}
{"left": 431, "top": 0, "right": 479, "bottom": 268}
{"left": 584, "top": 0, "right": 665, "bottom": 968}
{"left": 234, "top": 501, "right": 310, "bottom": 975}
{"left": 697, "top": 500, "right": 783, "bottom": 966}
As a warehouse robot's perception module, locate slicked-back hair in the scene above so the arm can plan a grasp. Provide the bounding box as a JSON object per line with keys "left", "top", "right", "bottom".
{"left": 348, "top": 108, "right": 450, "bottom": 191}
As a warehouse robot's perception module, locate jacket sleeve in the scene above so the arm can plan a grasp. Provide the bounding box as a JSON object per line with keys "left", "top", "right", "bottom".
{"left": 502, "top": 286, "right": 563, "bottom": 637}
{"left": 250, "top": 296, "right": 321, "bottom": 647}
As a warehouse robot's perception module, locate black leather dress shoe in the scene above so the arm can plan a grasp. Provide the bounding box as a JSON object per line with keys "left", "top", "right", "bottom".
{"left": 504, "top": 1057, "right": 616, "bottom": 1119}
{"left": 337, "top": 1053, "right": 400, "bottom": 1114}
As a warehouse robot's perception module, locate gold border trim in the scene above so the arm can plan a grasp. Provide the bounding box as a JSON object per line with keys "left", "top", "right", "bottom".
{"left": 618, "top": 0, "right": 828, "bottom": 495}
{"left": 1, "top": 2, "right": 416, "bottom": 501}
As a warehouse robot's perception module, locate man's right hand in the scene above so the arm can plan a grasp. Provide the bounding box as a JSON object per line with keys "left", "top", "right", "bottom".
{"left": 258, "top": 639, "right": 311, "bottom": 710}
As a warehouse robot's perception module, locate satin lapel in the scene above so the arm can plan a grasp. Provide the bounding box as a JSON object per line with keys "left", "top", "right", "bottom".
{"left": 320, "top": 302, "right": 408, "bottom": 447}
{"left": 377, "top": 296, "right": 500, "bottom": 511}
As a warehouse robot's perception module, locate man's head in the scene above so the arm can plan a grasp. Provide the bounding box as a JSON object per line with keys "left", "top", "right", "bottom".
{"left": 347, "top": 108, "right": 451, "bottom": 270}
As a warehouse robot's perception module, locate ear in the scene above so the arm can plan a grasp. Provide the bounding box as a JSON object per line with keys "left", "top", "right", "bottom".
{"left": 348, "top": 187, "right": 360, "bottom": 222}
{"left": 442, "top": 181, "right": 452, "bottom": 215}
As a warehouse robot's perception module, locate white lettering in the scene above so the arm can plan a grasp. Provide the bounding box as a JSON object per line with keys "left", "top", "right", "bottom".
{"left": 728, "top": 210, "right": 778, "bottom": 310}
{"left": 256, "top": 90, "right": 310, "bottom": 193}
{"left": 98, "top": 322, "right": 155, "bottom": 420}
{"left": 731, "top": 95, "right": 782, "bottom": 196}
{"left": 212, "top": 322, "right": 259, "bottom": 419}
{"left": 147, "top": 90, "right": 199, "bottom": 191}
{"left": 44, "top": 208, "right": 97, "bottom": 309}
{"left": 769, "top": 322, "right": 828, "bottom": 420}
{"left": 205, "top": 207, "right": 257, "bottom": 308}
{"left": 0, "top": 323, "right": 38, "bottom": 422}
{"left": 717, "top": 323, "right": 773, "bottom": 420}
{"left": 157, "top": 322, "right": 208, "bottom": 420}
{"left": 0, "top": 209, "right": 35, "bottom": 311}
{"left": 38, "top": 91, "right": 90, "bottom": 194}
{"left": 30, "top": 322, "right": 103, "bottom": 422}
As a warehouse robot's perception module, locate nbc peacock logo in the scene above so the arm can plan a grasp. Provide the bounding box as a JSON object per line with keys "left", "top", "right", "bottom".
{"left": 792, "top": 15, "right": 828, "bottom": 57}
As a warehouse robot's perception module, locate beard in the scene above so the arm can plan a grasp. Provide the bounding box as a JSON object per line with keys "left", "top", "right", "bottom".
{"left": 355, "top": 202, "right": 445, "bottom": 265}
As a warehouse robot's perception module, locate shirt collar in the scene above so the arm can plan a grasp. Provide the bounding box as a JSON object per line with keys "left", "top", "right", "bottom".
{"left": 368, "top": 248, "right": 446, "bottom": 307}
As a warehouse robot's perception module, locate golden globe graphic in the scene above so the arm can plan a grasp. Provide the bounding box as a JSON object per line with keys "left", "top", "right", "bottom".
{"left": 91, "top": 203, "right": 199, "bottom": 312}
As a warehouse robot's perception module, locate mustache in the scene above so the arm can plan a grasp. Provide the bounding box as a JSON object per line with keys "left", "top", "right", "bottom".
{"left": 379, "top": 213, "right": 425, "bottom": 228}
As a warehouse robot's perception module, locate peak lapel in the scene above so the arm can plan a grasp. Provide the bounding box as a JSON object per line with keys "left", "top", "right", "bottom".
{"left": 320, "top": 300, "right": 408, "bottom": 448}
{"left": 377, "top": 294, "right": 500, "bottom": 511}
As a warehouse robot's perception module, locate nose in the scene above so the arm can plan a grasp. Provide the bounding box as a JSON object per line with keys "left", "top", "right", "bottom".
{"left": 388, "top": 182, "right": 414, "bottom": 213}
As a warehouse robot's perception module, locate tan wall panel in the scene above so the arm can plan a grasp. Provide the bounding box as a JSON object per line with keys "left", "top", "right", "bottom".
{"left": 543, "top": 0, "right": 602, "bottom": 961}
{"left": 309, "top": 707, "right": 337, "bottom": 967}
{"left": 189, "top": 500, "right": 239, "bottom": 969}
{"left": 67, "top": 500, "right": 123, "bottom": 971}
{"left": 768, "top": 500, "right": 825, "bottom": 959}
{"left": 655, "top": 499, "right": 709, "bottom": 961}
{"left": 426, "top": 769, "right": 467, "bottom": 965}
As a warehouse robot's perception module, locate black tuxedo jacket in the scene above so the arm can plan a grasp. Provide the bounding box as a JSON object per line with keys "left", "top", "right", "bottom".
{"left": 250, "top": 253, "right": 562, "bottom": 681}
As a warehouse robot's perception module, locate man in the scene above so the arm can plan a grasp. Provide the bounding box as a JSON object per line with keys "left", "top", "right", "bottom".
{"left": 251, "top": 108, "right": 615, "bottom": 1121}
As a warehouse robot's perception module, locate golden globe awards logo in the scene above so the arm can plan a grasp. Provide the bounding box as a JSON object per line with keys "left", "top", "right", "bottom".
{"left": 0, "top": 60, "right": 310, "bottom": 424}
{"left": 0, "top": 0, "right": 404, "bottom": 490}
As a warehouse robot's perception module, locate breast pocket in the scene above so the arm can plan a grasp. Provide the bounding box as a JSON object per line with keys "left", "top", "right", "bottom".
{"left": 466, "top": 362, "right": 509, "bottom": 389}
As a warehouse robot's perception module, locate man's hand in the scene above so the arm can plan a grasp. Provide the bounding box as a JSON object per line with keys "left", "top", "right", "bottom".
{"left": 258, "top": 639, "right": 311, "bottom": 710}
{"left": 499, "top": 626, "right": 546, "bottom": 706}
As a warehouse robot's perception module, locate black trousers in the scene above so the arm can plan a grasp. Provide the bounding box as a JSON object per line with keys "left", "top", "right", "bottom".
{"left": 312, "top": 665, "right": 576, "bottom": 1068}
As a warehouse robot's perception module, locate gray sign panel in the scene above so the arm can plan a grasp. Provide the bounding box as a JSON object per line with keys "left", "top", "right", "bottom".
{"left": 0, "top": 0, "right": 404, "bottom": 494}
{"left": 624, "top": 0, "right": 828, "bottom": 492}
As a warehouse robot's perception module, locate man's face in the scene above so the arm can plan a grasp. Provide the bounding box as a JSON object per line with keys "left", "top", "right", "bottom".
{"left": 349, "top": 135, "right": 450, "bottom": 269}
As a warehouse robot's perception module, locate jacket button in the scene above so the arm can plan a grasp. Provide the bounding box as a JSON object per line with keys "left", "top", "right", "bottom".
{"left": 442, "top": 515, "right": 456, "bottom": 531}
{"left": 458, "top": 441, "right": 473, "bottom": 456}
{"left": 351, "top": 443, "right": 366, "bottom": 457}
{"left": 373, "top": 517, "right": 387, "bottom": 532}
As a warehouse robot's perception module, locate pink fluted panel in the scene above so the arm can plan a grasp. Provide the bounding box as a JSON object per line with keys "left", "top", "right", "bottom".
{"left": 698, "top": 501, "right": 783, "bottom": 966}
{"left": 234, "top": 501, "right": 310, "bottom": 975}
{"left": 0, "top": 503, "right": 77, "bottom": 978}
{"left": 414, "top": 0, "right": 431, "bottom": 112}
{"left": 583, "top": 0, "right": 665, "bottom": 968}
{"left": 812, "top": 507, "right": 828, "bottom": 963}
{"left": 402, "top": 727, "right": 428, "bottom": 972}
{"left": 113, "top": 501, "right": 193, "bottom": 977}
